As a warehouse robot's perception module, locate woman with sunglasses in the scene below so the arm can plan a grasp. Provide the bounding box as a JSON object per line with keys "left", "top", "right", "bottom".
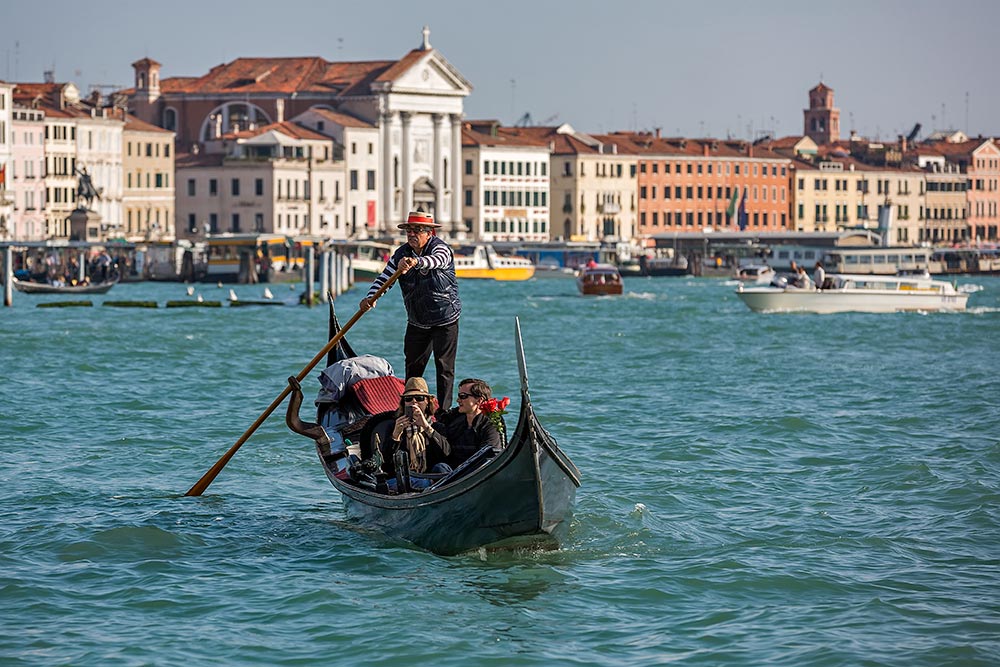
{"left": 359, "top": 211, "right": 461, "bottom": 415}
{"left": 364, "top": 377, "right": 451, "bottom": 480}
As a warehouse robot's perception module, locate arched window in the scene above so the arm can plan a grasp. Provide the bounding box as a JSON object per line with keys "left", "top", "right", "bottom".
{"left": 162, "top": 108, "right": 177, "bottom": 132}
{"left": 199, "top": 102, "right": 271, "bottom": 142}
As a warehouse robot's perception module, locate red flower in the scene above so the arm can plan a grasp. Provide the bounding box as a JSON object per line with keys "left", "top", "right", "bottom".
{"left": 479, "top": 396, "right": 510, "bottom": 434}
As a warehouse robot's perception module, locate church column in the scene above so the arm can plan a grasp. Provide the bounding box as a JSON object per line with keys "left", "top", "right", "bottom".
{"left": 450, "top": 113, "right": 463, "bottom": 238}
{"left": 381, "top": 111, "right": 395, "bottom": 232}
{"left": 400, "top": 112, "right": 412, "bottom": 216}
{"left": 432, "top": 114, "right": 444, "bottom": 223}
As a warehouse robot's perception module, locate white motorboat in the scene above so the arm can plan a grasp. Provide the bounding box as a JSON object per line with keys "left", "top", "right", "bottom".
{"left": 734, "top": 263, "right": 775, "bottom": 284}
{"left": 736, "top": 273, "right": 969, "bottom": 313}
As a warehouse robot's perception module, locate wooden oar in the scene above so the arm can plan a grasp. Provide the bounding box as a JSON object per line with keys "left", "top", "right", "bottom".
{"left": 185, "top": 268, "right": 402, "bottom": 496}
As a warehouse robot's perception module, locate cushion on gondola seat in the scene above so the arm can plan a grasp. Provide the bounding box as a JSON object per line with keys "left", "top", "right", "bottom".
{"left": 352, "top": 376, "right": 405, "bottom": 416}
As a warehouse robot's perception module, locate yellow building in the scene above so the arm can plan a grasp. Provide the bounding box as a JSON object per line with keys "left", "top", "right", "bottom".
{"left": 122, "top": 114, "right": 175, "bottom": 241}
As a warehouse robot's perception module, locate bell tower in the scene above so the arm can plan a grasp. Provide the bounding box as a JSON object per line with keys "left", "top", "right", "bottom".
{"left": 803, "top": 82, "right": 840, "bottom": 145}
{"left": 131, "top": 58, "right": 161, "bottom": 124}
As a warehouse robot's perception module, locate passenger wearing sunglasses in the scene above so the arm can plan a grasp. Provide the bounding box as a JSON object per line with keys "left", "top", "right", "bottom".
{"left": 365, "top": 377, "right": 450, "bottom": 479}
{"left": 431, "top": 378, "right": 505, "bottom": 470}
{"left": 359, "top": 211, "right": 461, "bottom": 413}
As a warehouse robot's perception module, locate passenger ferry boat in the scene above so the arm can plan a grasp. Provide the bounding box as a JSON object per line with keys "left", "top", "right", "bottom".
{"left": 736, "top": 273, "right": 969, "bottom": 313}
{"left": 577, "top": 263, "right": 623, "bottom": 296}
{"left": 204, "top": 234, "right": 309, "bottom": 283}
{"left": 453, "top": 245, "right": 535, "bottom": 281}
{"left": 819, "top": 247, "right": 936, "bottom": 276}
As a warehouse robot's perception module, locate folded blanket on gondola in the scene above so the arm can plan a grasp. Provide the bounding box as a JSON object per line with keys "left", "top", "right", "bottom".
{"left": 352, "top": 376, "right": 405, "bottom": 415}
{"left": 315, "top": 354, "right": 394, "bottom": 405}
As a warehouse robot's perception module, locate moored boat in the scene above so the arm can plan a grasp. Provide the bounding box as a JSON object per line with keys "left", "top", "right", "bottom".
{"left": 736, "top": 273, "right": 969, "bottom": 313}
{"left": 284, "top": 312, "right": 580, "bottom": 556}
{"left": 734, "top": 262, "right": 775, "bottom": 284}
{"left": 453, "top": 245, "right": 535, "bottom": 281}
{"left": 12, "top": 277, "right": 117, "bottom": 295}
{"left": 577, "top": 263, "right": 623, "bottom": 296}
{"left": 640, "top": 253, "right": 690, "bottom": 277}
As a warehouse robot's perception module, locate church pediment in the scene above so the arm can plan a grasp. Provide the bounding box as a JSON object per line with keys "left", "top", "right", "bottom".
{"left": 390, "top": 52, "right": 472, "bottom": 96}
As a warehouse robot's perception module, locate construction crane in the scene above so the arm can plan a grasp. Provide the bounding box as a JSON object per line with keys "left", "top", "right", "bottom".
{"left": 514, "top": 112, "right": 559, "bottom": 127}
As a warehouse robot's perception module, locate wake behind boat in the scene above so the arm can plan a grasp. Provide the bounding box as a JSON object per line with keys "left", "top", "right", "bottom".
{"left": 284, "top": 310, "right": 580, "bottom": 556}
{"left": 736, "top": 273, "right": 969, "bottom": 313}
{"left": 12, "top": 277, "right": 117, "bottom": 295}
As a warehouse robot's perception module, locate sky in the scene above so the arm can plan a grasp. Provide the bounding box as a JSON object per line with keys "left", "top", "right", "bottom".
{"left": 4, "top": 0, "right": 1000, "bottom": 142}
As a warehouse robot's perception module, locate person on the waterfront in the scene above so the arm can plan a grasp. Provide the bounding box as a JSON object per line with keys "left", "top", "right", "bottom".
{"left": 814, "top": 261, "right": 826, "bottom": 290}
{"left": 432, "top": 378, "right": 505, "bottom": 471}
{"left": 359, "top": 211, "right": 461, "bottom": 413}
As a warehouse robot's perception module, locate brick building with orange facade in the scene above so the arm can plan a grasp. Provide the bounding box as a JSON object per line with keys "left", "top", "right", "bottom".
{"left": 616, "top": 132, "right": 793, "bottom": 237}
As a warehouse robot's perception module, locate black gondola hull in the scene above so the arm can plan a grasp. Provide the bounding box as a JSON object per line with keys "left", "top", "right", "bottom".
{"left": 322, "top": 408, "right": 579, "bottom": 556}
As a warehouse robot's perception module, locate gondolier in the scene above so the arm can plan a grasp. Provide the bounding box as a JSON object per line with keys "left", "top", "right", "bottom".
{"left": 359, "top": 212, "right": 461, "bottom": 413}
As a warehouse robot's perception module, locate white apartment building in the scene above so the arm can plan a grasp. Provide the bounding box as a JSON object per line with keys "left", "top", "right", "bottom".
{"left": 177, "top": 122, "right": 346, "bottom": 241}
{"left": 461, "top": 121, "right": 551, "bottom": 242}
{"left": 292, "top": 108, "right": 379, "bottom": 238}
{"left": 76, "top": 108, "right": 124, "bottom": 233}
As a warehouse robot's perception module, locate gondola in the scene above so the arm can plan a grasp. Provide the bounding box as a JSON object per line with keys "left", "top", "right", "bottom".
{"left": 12, "top": 277, "right": 117, "bottom": 295}
{"left": 284, "top": 308, "right": 581, "bottom": 556}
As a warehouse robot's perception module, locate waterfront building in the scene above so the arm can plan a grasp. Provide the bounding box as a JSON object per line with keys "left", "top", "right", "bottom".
{"left": 624, "top": 131, "right": 792, "bottom": 238}
{"left": 175, "top": 121, "right": 345, "bottom": 241}
{"left": 914, "top": 148, "right": 970, "bottom": 244}
{"left": 8, "top": 105, "right": 47, "bottom": 240}
{"left": 126, "top": 27, "right": 471, "bottom": 237}
{"left": 788, "top": 151, "right": 923, "bottom": 242}
{"left": 14, "top": 82, "right": 81, "bottom": 239}
{"left": 122, "top": 114, "right": 176, "bottom": 241}
{"left": 924, "top": 137, "right": 1000, "bottom": 243}
{"left": 75, "top": 101, "right": 125, "bottom": 234}
{"left": 460, "top": 120, "right": 551, "bottom": 242}
{"left": 291, "top": 108, "right": 378, "bottom": 238}
{"left": 508, "top": 124, "right": 636, "bottom": 243}
{"left": 0, "top": 82, "right": 13, "bottom": 239}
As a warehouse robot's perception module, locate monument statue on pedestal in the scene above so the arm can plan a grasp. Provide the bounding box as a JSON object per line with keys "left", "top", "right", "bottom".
{"left": 68, "top": 166, "right": 104, "bottom": 241}
{"left": 75, "top": 166, "right": 102, "bottom": 211}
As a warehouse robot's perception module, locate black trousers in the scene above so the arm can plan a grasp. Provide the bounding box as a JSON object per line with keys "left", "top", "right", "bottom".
{"left": 404, "top": 320, "right": 459, "bottom": 410}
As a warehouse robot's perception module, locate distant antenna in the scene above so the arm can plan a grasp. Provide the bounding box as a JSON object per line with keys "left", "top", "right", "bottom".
{"left": 44, "top": 69, "right": 55, "bottom": 84}
{"left": 510, "top": 79, "right": 516, "bottom": 124}
{"left": 965, "top": 91, "right": 969, "bottom": 133}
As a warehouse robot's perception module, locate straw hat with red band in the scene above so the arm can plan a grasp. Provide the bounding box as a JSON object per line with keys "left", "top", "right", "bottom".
{"left": 397, "top": 211, "right": 442, "bottom": 229}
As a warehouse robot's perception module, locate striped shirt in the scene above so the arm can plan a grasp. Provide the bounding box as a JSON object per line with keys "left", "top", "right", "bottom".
{"left": 366, "top": 240, "right": 454, "bottom": 299}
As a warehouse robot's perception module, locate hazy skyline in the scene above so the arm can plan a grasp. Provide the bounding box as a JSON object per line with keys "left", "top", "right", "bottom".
{"left": 4, "top": 0, "right": 999, "bottom": 142}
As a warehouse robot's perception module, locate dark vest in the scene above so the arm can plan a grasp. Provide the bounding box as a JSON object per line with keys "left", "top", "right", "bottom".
{"left": 394, "top": 236, "right": 461, "bottom": 327}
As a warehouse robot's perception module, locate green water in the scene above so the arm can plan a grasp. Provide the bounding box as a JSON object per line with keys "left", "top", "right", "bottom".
{"left": 1, "top": 276, "right": 998, "bottom": 666}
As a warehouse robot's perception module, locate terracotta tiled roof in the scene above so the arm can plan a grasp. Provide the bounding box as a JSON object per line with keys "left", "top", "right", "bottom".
{"left": 225, "top": 120, "right": 331, "bottom": 142}
{"left": 462, "top": 122, "right": 551, "bottom": 148}
{"left": 152, "top": 57, "right": 401, "bottom": 97}
{"left": 307, "top": 107, "right": 374, "bottom": 128}
{"left": 123, "top": 114, "right": 172, "bottom": 133}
